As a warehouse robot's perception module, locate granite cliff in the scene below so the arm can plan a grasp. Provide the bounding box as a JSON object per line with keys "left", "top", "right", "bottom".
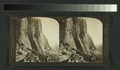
{"left": 16, "top": 17, "right": 53, "bottom": 62}
{"left": 57, "top": 17, "right": 96, "bottom": 62}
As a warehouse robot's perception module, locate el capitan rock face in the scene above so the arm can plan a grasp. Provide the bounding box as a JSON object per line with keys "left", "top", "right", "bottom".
{"left": 16, "top": 18, "right": 32, "bottom": 62}
{"left": 72, "top": 17, "right": 96, "bottom": 55}
{"left": 16, "top": 17, "right": 51, "bottom": 62}
{"left": 27, "top": 17, "right": 51, "bottom": 55}
{"left": 58, "top": 17, "right": 96, "bottom": 62}
{"left": 62, "top": 18, "right": 77, "bottom": 50}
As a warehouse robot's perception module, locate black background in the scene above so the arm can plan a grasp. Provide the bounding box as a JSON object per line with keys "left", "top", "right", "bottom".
{"left": 0, "top": 0, "right": 120, "bottom": 70}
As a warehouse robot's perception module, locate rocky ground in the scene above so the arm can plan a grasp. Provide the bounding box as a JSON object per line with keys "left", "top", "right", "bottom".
{"left": 59, "top": 44, "right": 86, "bottom": 63}
{"left": 59, "top": 44, "right": 103, "bottom": 63}
{"left": 16, "top": 46, "right": 59, "bottom": 62}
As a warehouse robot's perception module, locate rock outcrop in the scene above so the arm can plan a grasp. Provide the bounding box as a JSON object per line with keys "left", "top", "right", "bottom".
{"left": 27, "top": 17, "right": 51, "bottom": 55}
{"left": 72, "top": 17, "right": 96, "bottom": 56}
{"left": 16, "top": 17, "right": 52, "bottom": 62}
{"left": 61, "top": 18, "right": 77, "bottom": 50}
{"left": 58, "top": 17, "right": 96, "bottom": 62}
{"left": 16, "top": 18, "right": 32, "bottom": 62}
{"left": 58, "top": 18, "right": 77, "bottom": 61}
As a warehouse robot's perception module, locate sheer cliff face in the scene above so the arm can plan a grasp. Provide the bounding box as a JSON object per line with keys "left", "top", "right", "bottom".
{"left": 27, "top": 17, "right": 51, "bottom": 55}
{"left": 16, "top": 17, "right": 51, "bottom": 62}
{"left": 60, "top": 18, "right": 77, "bottom": 50}
{"left": 16, "top": 18, "right": 32, "bottom": 62}
{"left": 16, "top": 18, "right": 32, "bottom": 50}
{"left": 73, "top": 18, "right": 92, "bottom": 55}
{"left": 59, "top": 17, "right": 96, "bottom": 56}
{"left": 74, "top": 17, "right": 96, "bottom": 56}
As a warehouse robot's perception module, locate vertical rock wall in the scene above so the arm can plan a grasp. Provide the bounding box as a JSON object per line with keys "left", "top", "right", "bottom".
{"left": 58, "top": 17, "right": 96, "bottom": 62}
{"left": 16, "top": 17, "right": 51, "bottom": 62}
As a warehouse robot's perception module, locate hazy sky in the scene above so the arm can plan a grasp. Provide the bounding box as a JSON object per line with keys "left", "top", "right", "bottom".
{"left": 81, "top": 17, "right": 103, "bottom": 46}
{"left": 35, "top": 17, "right": 59, "bottom": 49}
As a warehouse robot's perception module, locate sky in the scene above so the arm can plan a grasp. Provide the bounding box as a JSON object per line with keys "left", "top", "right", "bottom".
{"left": 81, "top": 17, "right": 103, "bottom": 46}
{"left": 35, "top": 17, "right": 59, "bottom": 49}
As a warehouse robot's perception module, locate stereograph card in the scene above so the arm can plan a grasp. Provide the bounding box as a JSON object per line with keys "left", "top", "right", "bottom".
{"left": 9, "top": 16, "right": 110, "bottom": 66}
